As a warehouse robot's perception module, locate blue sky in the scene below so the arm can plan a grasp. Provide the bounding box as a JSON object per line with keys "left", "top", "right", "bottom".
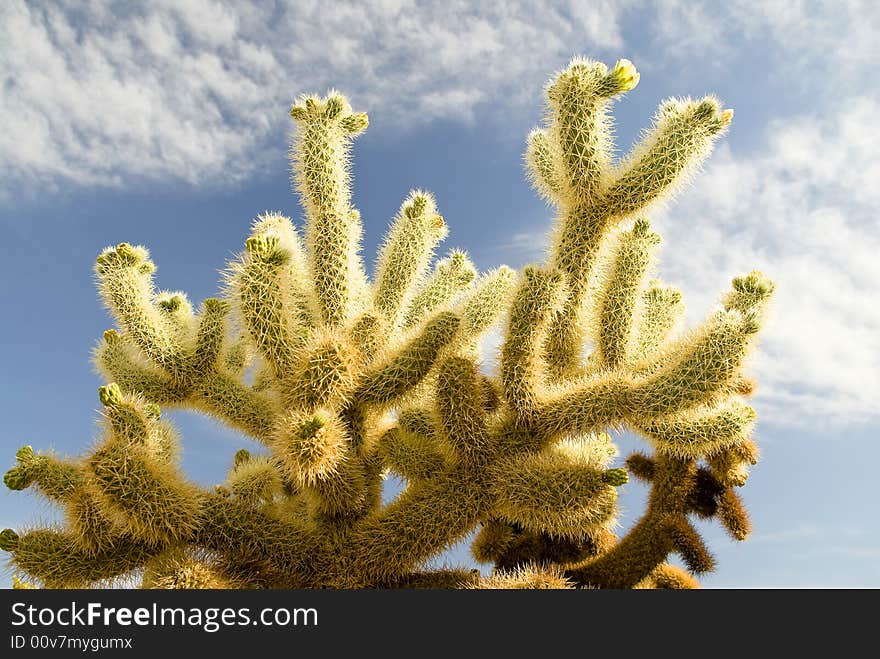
{"left": 1, "top": 1, "right": 878, "bottom": 587}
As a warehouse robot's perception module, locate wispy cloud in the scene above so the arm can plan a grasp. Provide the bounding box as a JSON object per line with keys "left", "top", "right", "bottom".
{"left": 0, "top": 0, "right": 629, "bottom": 197}
{"left": 2, "top": 0, "right": 875, "bottom": 198}
{"left": 653, "top": 0, "right": 879, "bottom": 87}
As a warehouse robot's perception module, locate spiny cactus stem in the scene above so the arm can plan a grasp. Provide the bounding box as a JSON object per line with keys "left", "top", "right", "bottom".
{"left": 565, "top": 456, "right": 700, "bottom": 588}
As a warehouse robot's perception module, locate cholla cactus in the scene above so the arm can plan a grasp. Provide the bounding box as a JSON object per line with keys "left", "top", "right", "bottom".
{"left": 2, "top": 57, "right": 773, "bottom": 589}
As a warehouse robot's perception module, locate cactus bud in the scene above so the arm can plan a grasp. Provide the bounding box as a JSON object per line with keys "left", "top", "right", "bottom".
{"left": 98, "top": 383, "right": 123, "bottom": 407}
{"left": 0, "top": 528, "right": 19, "bottom": 551}
{"left": 607, "top": 58, "right": 640, "bottom": 93}
{"left": 4, "top": 466, "right": 32, "bottom": 491}
{"left": 234, "top": 449, "right": 252, "bottom": 468}
{"left": 340, "top": 112, "right": 369, "bottom": 134}
{"left": 324, "top": 94, "right": 345, "bottom": 119}
{"left": 602, "top": 468, "right": 629, "bottom": 486}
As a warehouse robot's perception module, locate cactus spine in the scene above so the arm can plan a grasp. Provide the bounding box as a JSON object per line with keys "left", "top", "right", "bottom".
{"left": 3, "top": 58, "right": 772, "bottom": 589}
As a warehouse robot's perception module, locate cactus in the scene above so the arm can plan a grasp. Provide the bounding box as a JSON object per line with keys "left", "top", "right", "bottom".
{"left": 2, "top": 57, "right": 773, "bottom": 589}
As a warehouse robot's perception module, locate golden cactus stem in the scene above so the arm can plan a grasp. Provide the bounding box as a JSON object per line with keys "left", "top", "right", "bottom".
{"left": 95, "top": 331, "right": 187, "bottom": 404}
{"left": 435, "top": 357, "right": 490, "bottom": 461}
{"left": 626, "top": 308, "right": 761, "bottom": 418}
{"left": 88, "top": 438, "right": 201, "bottom": 546}
{"left": 353, "top": 311, "right": 460, "bottom": 405}
{"left": 535, "top": 375, "right": 627, "bottom": 441}
{"left": 525, "top": 128, "right": 562, "bottom": 202}
{"left": 374, "top": 191, "right": 447, "bottom": 329}
{"left": 235, "top": 233, "right": 303, "bottom": 377}
{"left": 546, "top": 58, "right": 637, "bottom": 206}
{"left": 501, "top": 267, "right": 566, "bottom": 418}
{"left": 377, "top": 426, "right": 447, "bottom": 482}
{"left": 603, "top": 97, "right": 731, "bottom": 220}
{"left": 193, "top": 493, "right": 322, "bottom": 586}
{"left": 3, "top": 446, "right": 82, "bottom": 500}
{"left": 455, "top": 266, "right": 517, "bottom": 350}
{"left": 95, "top": 243, "right": 188, "bottom": 380}
{"left": 631, "top": 282, "right": 684, "bottom": 361}
{"left": 193, "top": 371, "right": 276, "bottom": 443}
{"left": 337, "top": 466, "right": 491, "bottom": 587}
{"left": 402, "top": 250, "right": 477, "bottom": 329}
{"left": 595, "top": 219, "right": 660, "bottom": 368}
{"left": 5, "top": 528, "right": 155, "bottom": 588}
{"left": 290, "top": 93, "right": 369, "bottom": 327}
{"left": 190, "top": 299, "right": 231, "bottom": 374}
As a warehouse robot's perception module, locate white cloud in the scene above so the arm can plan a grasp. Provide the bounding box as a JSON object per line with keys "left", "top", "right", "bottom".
{"left": 653, "top": 0, "right": 879, "bottom": 85}
{"left": 0, "top": 0, "right": 630, "bottom": 196}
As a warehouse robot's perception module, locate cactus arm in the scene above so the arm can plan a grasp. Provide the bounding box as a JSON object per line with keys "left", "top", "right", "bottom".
{"left": 377, "top": 426, "right": 447, "bottom": 482}
{"left": 2, "top": 528, "right": 156, "bottom": 588}
{"left": 290, "top": 93, "right": 369, "bottom": 327}
{"left": 631, "top": 282, "right": 684, "bottom": 362}
{"left": 565, "top": 455, "right": 698, "bottom": 588}
{"left": 488, "top": 450, "right": 621, "bottom": 538}
{"left": 525, "top": 128, "right": 562, "bottom": 203}
{"left": 402, "top": 250, "right": 477, "bottom": 329}
{"left": 190, "top": 299, "right": 231, "bottom": 374}
{"left": 547, "top": 58, "right": 638, "bottom": 206}
{"left": 374, "top": 192, "right": 448, "bottom": 329}
{"left": 193, "top": 372, "right": 276, "bottom": 443}
{"left": 455, "top": 266, "right": 517, "bottom": 350}
{"left": 435, "top": 357, "right": 490, "bottom": 460}
{"left": 594, "top": 219, "right": 660, "bottom": 368}
{"left": 336, "top": 466, "right": 490, "bottom": 587}
{"left": 94, "top": 330, "right": 187, "bottom": 404}
{"left": 353, "top": 312, "right": 461, "bottom": 405}
{"left": 282, "top": 330, "right": 356, "bottom": 411}
{"left": 625, "top": 307, "right": 762, "bottom": 418}
{"left": 603, "top": 98, "right": 732, "bottom": 220}
{"left": 3, "top": 446, "right": 82, "bottom": 499}
{"left": 193, "top": 493, "right": 322, "bottom": 587}
{"left": 535, "top": 375, "right": 627, "bottom": 440}
{"left": 96, "top": 244, "right": 190, "bottom": 380}
{"left": 501, "top": 267, "right": 566, "bottom": 419}
{"left": 637, "top": 398, "right": 757, "bottom": 459}
{"left": 230, "top": 231, "right": 302, "bottom": 378}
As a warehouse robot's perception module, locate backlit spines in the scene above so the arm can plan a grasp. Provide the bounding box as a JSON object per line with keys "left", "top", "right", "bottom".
{"left": 4, "top": 58, "right": 773, "bottom": 589}
{"left": 402, "top": 250, "right": 477, "bottom": 329}
{"left": 632, "top": 281, "right": 684, "bottom": 362}
{"left": 374, "top": 192, "right": 448, "bottom": 329}
{"left": 354, "top": 312, "right": 461, "bottom": 406}
{"left": 229, "top": 223, "right": 302, "bottom": 378}
{"left": 96, "top": 243, "right": 188, "bottom": 380}
{"left": 545, "top": 58, "right": 636, "bottom": 206}
{"left": 290, "top": 93, "right": 368, "bottom": 327}
{"left": 489, "top": 437, "right": 620, "bottom": 538}
{"left": 525, "top": 128, "right": 562, "bottom": 202}
{"left": 501, "top": 267, "right": 566, "bottom": 418}
{"left": 457, "top": 266, "right": 517, "bottom": 345}
{"left": 594, "top": 219, "right": 660, "bottom": 368}
{"left": 604, "top": 97, "right": 732, "bottom": 219}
